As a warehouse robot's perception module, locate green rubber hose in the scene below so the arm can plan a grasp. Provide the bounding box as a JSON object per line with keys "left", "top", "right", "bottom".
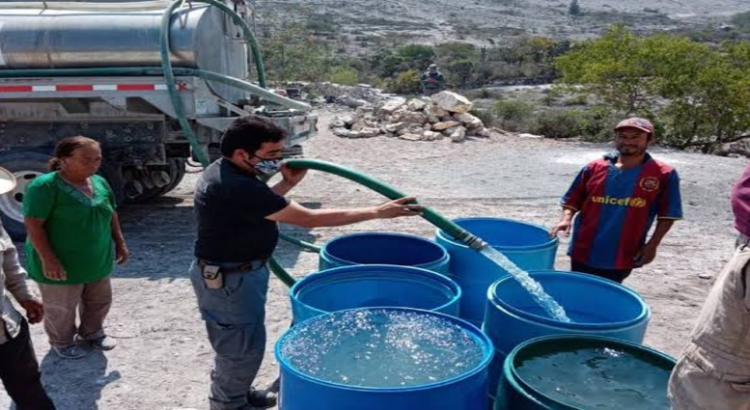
{"left": 284, "top": 159, "right": 488, "bottom": 251}
{"left": 269, "top": 257, "right": 297, "bottom": 288}
{"left": 160, "top": 0, "right": 210, "bottom": 165}
{"left": 279, "top": 232, "right": 322, "bottom": 253}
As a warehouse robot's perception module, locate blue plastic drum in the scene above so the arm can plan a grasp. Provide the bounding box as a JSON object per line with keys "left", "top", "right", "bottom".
{"left": 276, "top": 307, "right": 494, "bottom": 410}
{"left": 319, "top": 232, "right": 451, "bottom": 274}
{"left": 435, "top": 217, "right": 558, "bottom": 326}
{"left": 290, "top": 264, "right": 462, "bottom": 323}
{"left": 484, "top": 270, "right": 651, "bottom": 400}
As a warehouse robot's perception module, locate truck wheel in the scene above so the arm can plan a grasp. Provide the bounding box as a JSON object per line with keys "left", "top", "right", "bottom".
{"left": 127, "top": 158, "right": 186, "bottom": 203}
{"left": 160, "top": 158, "right": 187, "bottom": 195}
{"left": 0, "top": 151, "right": 51, "bottom": 241}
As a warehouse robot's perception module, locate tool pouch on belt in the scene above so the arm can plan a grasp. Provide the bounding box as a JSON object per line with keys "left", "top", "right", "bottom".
{"left": 202, "top": 264, "right": 223, "bottom": 289}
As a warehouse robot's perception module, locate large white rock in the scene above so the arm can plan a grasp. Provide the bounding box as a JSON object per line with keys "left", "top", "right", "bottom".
{"left": 449, "top": 126, "right": 467, "bottom": 142}
{"left": 422, "top": 131, "right": 443, "bottom": 141}
{"left": 432, "top": 121, "right": 461, "bottom": 131}
{"left": 457, "top": 112, "right": 483, "bottom": 129}
{"left": 425, "top": 104, "right": 448, "bottom": 120}
{"left": 431, "top": 91, "right": 474, "bottom": 114}
{"left": 398, "top": 124, "right": 425, "bottom": 136}
{"left": 399, "top": 111, "right": 428, "bottom": 125}
{"left": 407, "top": 98, "right": 428, "bottom": 111}
{"left": 377, "top": 97, "right": 407, "bottom": 117}
{"left": 358, "top": 127, "right": 382, "bottom": 138}
{"left": 384, "top": 122, "right": 406, "bottom": 134}
{"left": 330, "top": 115, "right": 353, "bottom": 129}
{"left": 398, "top": 133, "right": 423, "bottom": 141}
{"left": 351, "top": 117, "right": 376, "bottom": 131}
{"left": 467, "top": 126, "right": 491, "bottom": 137}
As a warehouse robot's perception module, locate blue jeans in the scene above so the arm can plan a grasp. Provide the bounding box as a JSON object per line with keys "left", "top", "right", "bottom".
{"left": 189, "top": 260, "right": 270, "bottom": 410}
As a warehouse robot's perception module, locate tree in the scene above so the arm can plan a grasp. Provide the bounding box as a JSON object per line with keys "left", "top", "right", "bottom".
{"left": 555, "top": 25, "right": 750, "bottom": 152}
{"left": 396, "top": 45, "right": 436, "bottom": 71}
{"left": 555, "top": 24, "right": 654, "bottom": 114}
{"left": 389, "top": 69, "right": 421, "bottom": 95}
{"left": 731, "top": 10, "right": 750, "bottom": 30}
{"left": 652, "top": 40, "right": 750, "bottom": 151}
{"left": 446, "top": 59, "right": 475, "bottom": 88}
{"left": 568, "top": 0, "right": 581, "bottom": 17}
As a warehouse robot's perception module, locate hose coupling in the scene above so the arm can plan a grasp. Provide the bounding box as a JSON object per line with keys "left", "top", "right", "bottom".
{"left": 462, "top": 234, "right": 489, "bottom": 250}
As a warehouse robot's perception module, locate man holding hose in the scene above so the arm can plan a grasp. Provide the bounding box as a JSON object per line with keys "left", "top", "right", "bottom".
{"left": 190, "top": 115, "right": 423, "bottom": 410}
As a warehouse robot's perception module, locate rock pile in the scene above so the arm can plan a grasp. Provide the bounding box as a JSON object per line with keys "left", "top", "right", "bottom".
{"left": 330, "top": 91, "right": 491, "bottom": 142}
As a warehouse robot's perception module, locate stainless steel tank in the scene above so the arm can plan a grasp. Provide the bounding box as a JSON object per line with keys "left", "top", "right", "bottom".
{"left": 0, "top": 5, "right": 249, "bottom": 101}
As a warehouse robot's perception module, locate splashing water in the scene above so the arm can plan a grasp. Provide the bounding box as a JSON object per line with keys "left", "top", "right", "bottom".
{"left": 517, "top": 347, "right": 671, "bottom": 409}
{"left": 280, "top": 309, "right": 485, "bottom": 388}
{"left": 480, "top": 247, "right": 571, "bottom": 323}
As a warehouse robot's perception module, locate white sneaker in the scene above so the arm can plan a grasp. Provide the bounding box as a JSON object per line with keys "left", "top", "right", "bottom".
{"left": 88, "top": 335, "right": 117, "bottom": 351}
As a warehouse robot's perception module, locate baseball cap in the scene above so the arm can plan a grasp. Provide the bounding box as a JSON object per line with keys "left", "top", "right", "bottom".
{"left": 614, "top": 117, "right": 654, "bottom": 134}
{"left": 0, "top": 167, "right": 16, "bottom": 196}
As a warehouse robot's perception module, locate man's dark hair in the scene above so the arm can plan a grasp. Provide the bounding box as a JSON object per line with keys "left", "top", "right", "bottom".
{"left": 220, "top": 115, "right": 288, "bottom": 157}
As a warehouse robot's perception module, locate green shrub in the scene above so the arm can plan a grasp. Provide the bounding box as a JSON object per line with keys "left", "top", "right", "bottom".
{"left": 465, "top": 88, "right": 501, "bottom": 100}
{"left": 494, "top": 100, "right": 536, "bottom": 132}
{"left": 563, "top": 94, "right": 588, "bottom": 106}
{"left": 397, "top": 45, "right": 436, "bottom": 71}
{"left": 389, "top": 69, "right": 421, "bottom": 95}
{"left": 328, "top": 67, "right": 359, "bottom": 86}
{"left": 306, "top": 14, "right": 338, "bottom": 33}
{"left": 470, "top": 108, "right": 497, "bottom": 128}
{"left": 569, "top": 0, "right": 581, "bottom": 16}
{"left": 530, "top": 110, "right": 588, "bottom": 138}
{"left": 731, "top": 10, "right": 750, "bottom": 30}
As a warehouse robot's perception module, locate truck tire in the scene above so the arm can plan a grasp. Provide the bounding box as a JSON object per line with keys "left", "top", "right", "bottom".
{"left": 127, "top": 158, "right": 186, "bottom": 203}
{"left": 161, "top": 158, "right": 187, "bottom": 195}
{"left": 0, "top": 151, "right": 51, "bottom": 241}
{"left": 0, "top": 150, "right": 126, "bottom": 241}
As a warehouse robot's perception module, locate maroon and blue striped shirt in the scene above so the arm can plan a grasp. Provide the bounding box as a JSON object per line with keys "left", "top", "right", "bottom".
{"left": 562, "top": 153, "right": 683, "bottom": 270}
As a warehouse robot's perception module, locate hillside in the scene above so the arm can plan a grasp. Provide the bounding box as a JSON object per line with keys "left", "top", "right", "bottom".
{"left": 255, "top": 0, "right": 749, "bottom": 50}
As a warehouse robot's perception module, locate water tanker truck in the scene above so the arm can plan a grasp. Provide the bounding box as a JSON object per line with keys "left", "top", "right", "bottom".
{"left": 0, "top": 0, "right": 317, "bottom": 239}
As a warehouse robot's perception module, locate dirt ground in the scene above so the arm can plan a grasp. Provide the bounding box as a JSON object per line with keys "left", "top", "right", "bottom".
{"left": 1, "top": 108, "right": 747, "bottom": 409}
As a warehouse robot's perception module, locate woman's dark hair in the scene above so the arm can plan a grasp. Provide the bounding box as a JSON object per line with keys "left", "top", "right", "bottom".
{"left": 49, "top": 136, "right": 100, "bottom": 171}
{"left": 220, "top": 115, "right": 288, "bottom": 157}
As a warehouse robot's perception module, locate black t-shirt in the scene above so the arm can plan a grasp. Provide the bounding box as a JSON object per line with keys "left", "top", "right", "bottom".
{"left": 194, "top": 158, "right": 289, "bottom": 262}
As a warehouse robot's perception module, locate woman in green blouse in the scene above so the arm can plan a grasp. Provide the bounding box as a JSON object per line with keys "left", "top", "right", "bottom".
{"left": 24, "top": 136, "right": 129, "bottom": 360}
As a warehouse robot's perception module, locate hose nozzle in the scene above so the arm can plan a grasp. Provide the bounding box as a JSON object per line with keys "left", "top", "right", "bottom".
{"left": 461, "top": 233, "right": 489, "bottom": 251}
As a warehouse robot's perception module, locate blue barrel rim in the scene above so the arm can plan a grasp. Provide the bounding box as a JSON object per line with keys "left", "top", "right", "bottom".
{"left": 435, "top": 217, "right": 558, "bottom": 251}
{"left": 321, "top": 232, "right": 450, "bottom": 269}
{"left": 275, "top": 307, "right": 494, "bottom": 393}
{"left": 504, "top": 335, "right": 676, "bottom": 410}
{"left": 290, "top": 264, "right": 463, "bottom": 318}
{"left": 488, "top": 270, "right": 651, "bottom": 330}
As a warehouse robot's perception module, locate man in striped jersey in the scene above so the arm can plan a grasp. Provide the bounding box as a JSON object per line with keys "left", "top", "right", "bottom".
{"left": 550, "top": 118, "right": 683, "bottom": 283}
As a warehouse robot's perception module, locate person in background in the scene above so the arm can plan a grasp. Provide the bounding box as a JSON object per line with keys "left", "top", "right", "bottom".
{"left": 550, "top": 118, "right": 683, "bottom": 283}
{"left": 419, "top": 64, "right": 446, "bottom": 96}
{"left": 0, "top": 166, "right": 56, "bottom": 409}
{"left": 24, "top": 136, "right": 129, "bottom": 359}
{"left": 668, "top": 162, "right": 750, "bottom": 409}
{"left": 191, "top": 115, "right": 423, "bottom": 409}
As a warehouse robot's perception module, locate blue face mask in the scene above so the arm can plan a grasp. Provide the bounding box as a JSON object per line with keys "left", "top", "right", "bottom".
{"left": 245, "top": 152, "right": 283, "bottom": 176}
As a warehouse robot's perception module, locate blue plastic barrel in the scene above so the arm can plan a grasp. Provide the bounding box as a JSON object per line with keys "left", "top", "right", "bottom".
{"left": 319, "top": 232, "right": 450, "bottom": 274}
{"left": 290, "top": 264, "right": 461, "bottom": 323}
{"left": 435, "top": 217, "right": 558, "bottom": 326}
{"left": 276, "top": 307, "right": 494, "bottom": 410}
{"left": 484, "top": 270, "right": 651, "bottom": 400}
{"left": 495, "top": 335, "right": 675, "bottom": 410}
